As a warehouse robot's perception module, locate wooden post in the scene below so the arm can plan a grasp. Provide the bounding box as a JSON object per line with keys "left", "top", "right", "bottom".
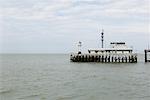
{"left": 108, "top": 56, "right": 110, "bottom": 62}
{"left": 118, "top": 57, "right": 120, "bottom": 63}
{"left": 115, "top": 57, "right": 117, "bottom": 62}
{"left": 105, "top": 56, "right": 107, "bottom": 63}
{"left": 135, "top": 56, "right": 137, "bottom": 63}
{"left": 145, "top": 50, "right": 147, "bottom": 62}
{"left": 98, "top": 55, "right": 100, "bottom": 62}
{"left": 122, "top": 57, "right": 124, "bottom": 63}
{"left": 79, "top": 55, "right": 81, "bottom": 62}
{"left": 112, "top": 56, "right": 114, "bottom": 63}
{"left": 125, "top": 56, "right": 127, "bottom": 63}
{"left": 92, "top": 56, "right": 94, "bottom": 62}
{"left": 95, "top": 56, "right": 98, "bottom": 62}
{"left": 129, "top": 56, "right": 130, "bottom": 63}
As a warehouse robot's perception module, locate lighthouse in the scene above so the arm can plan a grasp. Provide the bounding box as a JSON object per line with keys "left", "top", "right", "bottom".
{"left": 78, "top": 41, "right": 82, "bottom": 54}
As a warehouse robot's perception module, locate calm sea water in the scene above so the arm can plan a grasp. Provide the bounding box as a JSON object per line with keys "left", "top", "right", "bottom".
{"left": 0, "top": 54, "right": 150, "bottom": 100}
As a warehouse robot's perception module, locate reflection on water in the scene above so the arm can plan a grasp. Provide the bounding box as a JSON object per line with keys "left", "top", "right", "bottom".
{"left": 0, "top": 54, "right": 150, "bottom": 100}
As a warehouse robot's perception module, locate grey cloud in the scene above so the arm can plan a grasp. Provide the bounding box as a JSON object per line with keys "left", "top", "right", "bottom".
{"left": 0, "top": 0, "right": 149, "bottom": 53}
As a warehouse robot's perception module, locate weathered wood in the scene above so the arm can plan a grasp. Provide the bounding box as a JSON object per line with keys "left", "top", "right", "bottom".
{"left": 70, "top": 53, "right": 137, "bottom": 63}
{"left": 145, "top": 49, "right": 150, "bottom": 62}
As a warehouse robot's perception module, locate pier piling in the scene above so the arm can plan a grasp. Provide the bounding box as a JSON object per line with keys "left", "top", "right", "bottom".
{"left": 145, "top": 50, "right": 150, "bottom": 62}
{"left": 70, "top": 54, "right": 137, "bottom": 63}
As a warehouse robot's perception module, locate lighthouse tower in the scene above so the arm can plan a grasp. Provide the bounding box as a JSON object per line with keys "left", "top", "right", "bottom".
{"left": 78, "top": 41, "right": 82, "bottom": 54}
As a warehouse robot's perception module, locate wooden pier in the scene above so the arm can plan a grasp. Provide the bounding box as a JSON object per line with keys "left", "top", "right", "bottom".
{"left": 71, "top": 40, "right": 138, "bottom": 63}
{"left": 70, "top": 53, "right": 137, "bottom": 63}
{"left": 145, "top": 49, "right": 150, "bottom": 62}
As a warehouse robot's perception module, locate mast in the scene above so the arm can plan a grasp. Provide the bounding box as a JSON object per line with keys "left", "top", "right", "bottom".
{"left": 101, "top": 29, "right": 104, "bottom": 48}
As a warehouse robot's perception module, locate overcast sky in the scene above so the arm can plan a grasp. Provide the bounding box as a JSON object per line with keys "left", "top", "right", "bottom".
{"left": 0, "top": 0, "right": 150, "bottom": 53}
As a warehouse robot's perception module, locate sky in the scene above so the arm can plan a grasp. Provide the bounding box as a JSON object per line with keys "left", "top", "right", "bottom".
{"left": 0, "top": 0, "right": 150, "bottom": 53}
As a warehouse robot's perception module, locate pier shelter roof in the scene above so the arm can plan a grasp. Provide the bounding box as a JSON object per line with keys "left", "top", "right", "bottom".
{"left": 88, "top": 48, "right": 133, "bottom": 52}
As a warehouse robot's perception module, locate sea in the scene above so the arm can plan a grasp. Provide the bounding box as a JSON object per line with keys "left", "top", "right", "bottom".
{"left": 0, "top": 54, "right": 150, "bottom": 100}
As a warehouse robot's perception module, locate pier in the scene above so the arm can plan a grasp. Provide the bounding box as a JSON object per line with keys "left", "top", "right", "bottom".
{"left": 70, "top": 30, "right": 138, "bottom": 63}
{"left": 145, "top": 49, "right": 150, "bottom": 62}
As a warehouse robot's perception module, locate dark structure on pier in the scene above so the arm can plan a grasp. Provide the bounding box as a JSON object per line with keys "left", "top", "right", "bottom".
{"left": 144, "top": 49, "right": 150, "bottom": 62}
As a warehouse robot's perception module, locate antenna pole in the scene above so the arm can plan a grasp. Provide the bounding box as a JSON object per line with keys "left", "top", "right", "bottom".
{"left": 101, "top": 29, "right": 104, "bottom": 48}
